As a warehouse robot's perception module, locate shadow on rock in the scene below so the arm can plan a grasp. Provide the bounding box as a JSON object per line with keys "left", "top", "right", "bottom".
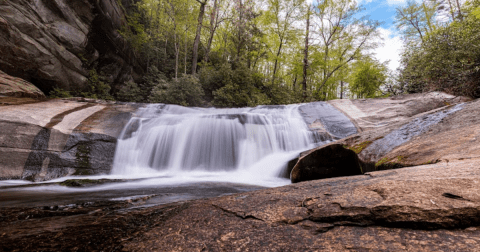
{"left": 291, "top": 144, "right": 365, "bottom": 183}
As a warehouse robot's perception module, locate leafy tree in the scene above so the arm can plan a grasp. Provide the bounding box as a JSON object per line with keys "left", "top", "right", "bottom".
{"left": 398, "top": 0, "right": 480, "bottom": 97}
{"left": 349, "top": 58, "right": 388, "bottom": 99}
{"left": 311, "top": 0, "right": 381, "bottom": 100}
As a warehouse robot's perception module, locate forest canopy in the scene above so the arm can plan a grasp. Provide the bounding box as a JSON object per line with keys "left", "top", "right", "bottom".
{"left": 57, "top": 0, "right": 480, "bottom": 106}
{"left": 109, "top": 0, "right": 388, "bottom": 106}
{"left": 395, "top": 0, "right": 480, "bottom": 97}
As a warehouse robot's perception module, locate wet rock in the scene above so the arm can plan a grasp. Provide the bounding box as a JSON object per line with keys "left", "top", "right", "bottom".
{"left": 299, "top": 101, "right": 357, "bottom": 139}
{"left": 290, "top": 144, "right": 364, "bottom": 183}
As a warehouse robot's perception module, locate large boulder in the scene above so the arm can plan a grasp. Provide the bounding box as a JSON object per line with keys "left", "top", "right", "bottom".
{"left": 0, "top": 0, "right": 144, "bottom": 94}
{"left": 290, "top": 144, "right": 363, "bottom": 183}
{"left": 0, "top": 70, "right": 45, "bottom": 98}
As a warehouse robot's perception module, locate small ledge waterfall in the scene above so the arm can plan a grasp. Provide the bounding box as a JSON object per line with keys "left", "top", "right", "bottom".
{"left": 112, "top": 104, "right": 324, "bottom": 186}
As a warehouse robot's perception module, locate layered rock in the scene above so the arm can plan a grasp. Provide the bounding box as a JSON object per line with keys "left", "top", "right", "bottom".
{"left": 0, "top": 98, "right": 140, "bottom": 180}
{"left": 0, "top": 0, "right": 144, "bottom": 94}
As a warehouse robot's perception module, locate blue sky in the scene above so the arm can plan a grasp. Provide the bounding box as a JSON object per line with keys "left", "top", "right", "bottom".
{"left": 357, "top": 0, "right": 410, "bottom": 71}
{"left": 361, "top": 0, "right": 401, "bottom": 29}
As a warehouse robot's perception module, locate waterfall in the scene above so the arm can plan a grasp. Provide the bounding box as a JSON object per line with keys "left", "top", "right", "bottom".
{"left": 111, "top": 104, "right": 324, "bottom": 185}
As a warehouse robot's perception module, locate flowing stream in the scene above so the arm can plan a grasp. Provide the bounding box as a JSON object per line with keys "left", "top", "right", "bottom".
{"left": 111, "top": 104, "right": 324, "bottom": 187}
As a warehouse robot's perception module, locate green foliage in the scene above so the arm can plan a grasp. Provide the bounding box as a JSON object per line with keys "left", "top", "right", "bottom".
{"left": 350, "top": 59, "right": 388, "bottom": 99}
{"left": 205, "top": 63, "right": 270, "bottom": 107}
{"left": 149, "top": 75, "right": 205, "bottom": 107}
{"left": 116, "top": 80, "right": 143, "bottom": 102}
{"left": 473, "top": 7, "right": 480, "bottom": 19}
{"left": 81, "top": 69, "right": 114, "bottom": 100}
{"left": 120, "top": 9, "right": 150, "bottom": 53}
{"left": 49, "top": 87, "right": 72, "bottom": 98}
{"left": 399, "top": 7, "right": 480, "bottom": 97}
{"left": 142, "top": 66, "right": 168, "bottom": 99}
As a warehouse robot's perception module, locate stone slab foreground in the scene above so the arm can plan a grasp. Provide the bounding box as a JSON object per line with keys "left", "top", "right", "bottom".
{"left": 1, "top": 158, "right": 479, "bottom": 251}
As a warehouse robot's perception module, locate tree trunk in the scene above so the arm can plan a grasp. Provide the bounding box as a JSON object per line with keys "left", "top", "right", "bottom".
{"left": 184, "top": 30, "right": 188, "bottom": 75}
{"left": 192, "top": 0, "right": 208, "bottom": 75}
{"left": 204, "top": 0, "right": 219, "bottom": 64}
{"left": 447, "top": 0, "right": 456, "bottom": 21}
{"left": 272, "top": 38, "right": 284, "bottom": 86}
{"left": 455, "top": 0, "right": 463, "bottom": 21}
{"left": 340, "top": 80, "right": 344, "bottom": 99}
{"left": 302, "top": 7, "right": 310, "bottom": 100}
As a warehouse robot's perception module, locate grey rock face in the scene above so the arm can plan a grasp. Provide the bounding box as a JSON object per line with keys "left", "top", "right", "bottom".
{"left": 0, "top": 0, "right": 144, "bottom": 93}
{"left": 21, "top": 130, "right": 117, "bottom": 181}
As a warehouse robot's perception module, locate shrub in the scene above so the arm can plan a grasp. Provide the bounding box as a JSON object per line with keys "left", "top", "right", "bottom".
{"left": 149, "top": 75, "right": 205, "bottom": 107}
{"left": 49, "top": 87, "right": 72, "bottom": 98}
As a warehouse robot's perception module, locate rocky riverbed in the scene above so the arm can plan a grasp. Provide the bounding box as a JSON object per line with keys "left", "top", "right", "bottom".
{"left": 1, "top": 92, "right": 480, "bottom": 251}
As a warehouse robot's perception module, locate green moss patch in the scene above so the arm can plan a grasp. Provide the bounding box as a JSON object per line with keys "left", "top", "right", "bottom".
{"left": 344, "top": 141, "right": 373, "bottom": 154}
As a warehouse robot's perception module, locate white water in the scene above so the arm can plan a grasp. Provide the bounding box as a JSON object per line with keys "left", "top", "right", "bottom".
{"left": 110, "top": 104, "right": 323, "bottom": 187}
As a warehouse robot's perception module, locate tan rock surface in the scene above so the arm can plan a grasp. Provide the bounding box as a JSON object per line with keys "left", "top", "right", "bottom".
{"left": 329, "top": 92, "right": 468, "bottom": 132}
{"left": 296, "top": 94, "right": 478, "bottom": 181}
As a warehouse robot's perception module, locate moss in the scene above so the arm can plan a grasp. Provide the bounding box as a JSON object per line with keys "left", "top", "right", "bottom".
{"left": 344, "top": 141, "right": 373, "bottom": 154}
{"left": 375, "top": 157, "right": 389, "bottom": 167}
{"left": 77, "top": 53, "right": 88, "bottom": 64}
{"left": 375, "top": 156, "right": 407, "bottom": 170}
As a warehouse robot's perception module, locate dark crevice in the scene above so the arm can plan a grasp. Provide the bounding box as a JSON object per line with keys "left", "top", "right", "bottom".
{"left": 302, "top": 205, "right": 480, "bottom": 231}
{"left": 212, "top": 204, "right": 265, "bottom": 222}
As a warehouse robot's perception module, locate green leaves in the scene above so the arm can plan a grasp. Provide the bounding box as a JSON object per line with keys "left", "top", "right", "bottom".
{"left": 398, "top": 2, "right": 480, "bottom": 98}
{"left": 349, "top": 58, "right": 387, "bottom": 99}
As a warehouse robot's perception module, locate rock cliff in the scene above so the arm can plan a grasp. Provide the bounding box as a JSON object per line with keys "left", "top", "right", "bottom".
{"left": 0, "top": 0, "right": 144, "bottom": 94}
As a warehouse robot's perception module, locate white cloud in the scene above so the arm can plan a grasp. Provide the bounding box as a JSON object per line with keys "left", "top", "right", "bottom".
{"left": 373, "top": 27, "right": 403, "bottom": 71}
{"left": 386, "top": 0, "right": 407, "bottom": 5}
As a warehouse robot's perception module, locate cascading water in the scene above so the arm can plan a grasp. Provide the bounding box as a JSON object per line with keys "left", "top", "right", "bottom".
{"left": 111, "top": 104, "right": 325, "bottom": 187}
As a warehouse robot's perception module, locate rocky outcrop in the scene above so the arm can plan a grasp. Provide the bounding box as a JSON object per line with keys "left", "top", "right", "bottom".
{"left": 293, "top": 92, "right": 476, "bottom": 183}
{"left": 0, "top": 0, "right": 144, "bottom": 94}
{"left": 0, "top": 98, "right": 140, "bottom": 181}
{"left": 0, "top": 70, "right": 45, "bottom": 98}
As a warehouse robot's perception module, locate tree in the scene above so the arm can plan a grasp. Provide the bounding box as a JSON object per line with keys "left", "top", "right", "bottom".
{"left": 394, "top": 0, "right": 437, "bottom": 45}
{"left": 312, "top": 0, "right": 381, "bottom": 99}
{"left": 398, "top": 0, "right": 480, "bottom": 97}
{"left": 302, "top": 4, "right": 312, "bottom": 99}
{"left": 192, "top": 0, "right": 208, "bottom": 74}
{"left": 349, "top": 58, "right": 388, "bottom": 99}
{"left": 263, "top": 0, "right": 304, "bottom": 86}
